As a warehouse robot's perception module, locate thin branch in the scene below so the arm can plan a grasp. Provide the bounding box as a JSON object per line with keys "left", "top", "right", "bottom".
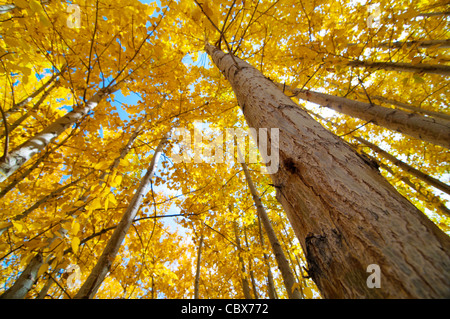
{"left": 0, "top": 104, "right": 9, "bottom": 162}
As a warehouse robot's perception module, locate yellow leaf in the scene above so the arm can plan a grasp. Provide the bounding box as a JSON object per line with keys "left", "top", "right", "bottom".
{"left": 48, "top": 237, "right": 63, "bottom": 251}
{"left": 108, "top": 192, "right": 117, "bottom": 205}
{"left": 112, "top": 174, "right": 122, "bottom": 187}
{"left": 291, "top": 282, "right": 300, "bottom": 293}
{"left": 14, "top": 0, "right": 29, "bottom": 9}
{"left": 71, "top": 220, "right": 80, "bottom": 235}
{"left": 24, "top": 239, "right": 46, "bottom": 250}
{"left": 94, "top": 161, "right": 109, "bottom": 170}
{"left": 92, "top": 197, "right": 102, "bottom": 210}
{"left": 0, "top": 221, "right": 12, "bottom": 229}
{"left": 191, "top": 7, "right": 202, "bottom": 22}
{"left": 37, "top": 263, "right": 49, "bottom": 278}
{"left": 12, "top": 220, "right": 23, "bottom": 232}
{"left": 71, "top": 237, "right": 80, "bottom": 254}
{"left": 411, "top": 57, "right": 422, "bottom": 65}
{"left": 303, "top": 286, "right": 314, "bottom": 299}
{"left": 29, "top": 0, "right": 43, "bottom": 13}
{"left": 21, "top": 253, "right": 35, "bottom": 268}
{"left": 290, "top": 81, "right": 300, "bottom": 90}
{"left": 39, "top": 12, "right": 52, "bottom": 27}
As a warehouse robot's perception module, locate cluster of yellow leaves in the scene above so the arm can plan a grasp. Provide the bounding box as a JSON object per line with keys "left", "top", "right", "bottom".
{"left": 0, "top": 0, "right": 448, "bottom": 300}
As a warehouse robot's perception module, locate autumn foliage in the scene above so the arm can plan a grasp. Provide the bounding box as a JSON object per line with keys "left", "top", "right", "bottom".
{"left": 0, "top": 0, "right": 448, "bottom": 299}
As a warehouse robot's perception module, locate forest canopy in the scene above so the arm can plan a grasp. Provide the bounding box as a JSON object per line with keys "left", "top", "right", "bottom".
{"left": 0, "top": 0, "right": 449, "bottom": 299}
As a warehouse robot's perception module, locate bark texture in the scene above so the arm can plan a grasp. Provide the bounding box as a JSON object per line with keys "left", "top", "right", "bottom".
{"left": 233, "top": 221, "right": 253, "bottom": 299}
{"left": 353, "top": 136, "right": 450, "bottom": 196}
{"left": 0, "top": 253, "right": 43, "bottom": 299}
{"left": 0, "top": 85, "right": 118, "bottom": 183}
{"left": 239, "top": 153, "right": 302, "bottom": 299}
{"left": 73, "top": 134, "right": 168, "bottom": 299}
{"left": 371, "top": 95, "right": 450, "bottom": 122}
{"left": 194, "top": 232, "right": 204, "bottom": 299}
{"left": 282, "top": 85, "right": 450, "bottom": 148}
{"left": 206, "top": 43, "right": 450, "bottom": 298}
{"left": 257, "top": 213, "right": 278, "bottom": 299}
{"left": 377, "top": 39, "right": 450, "bottom": 49}
{"left": 347, "top": 60, "right": 450, "bottom": 76}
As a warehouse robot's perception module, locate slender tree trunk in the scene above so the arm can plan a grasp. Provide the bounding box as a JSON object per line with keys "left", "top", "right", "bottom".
{"left": 280, "top": 85, "right": 450, "bottom": 148}
{"left": 0, "top": 0, "right": 52, "bottom": 14}
{"left": 0, "top": 85, "right": 118, "bottom": 183}
{"left": 233, "top": 221, "right": 252, "bottom": 299}
{"left": 7, "top": 82, "right": 58, "bottom": 133}
{"left": 370, "top": 95, "right": 450, "bottom": 122}
{"left": 257, "top": 213, "right": 278, "bottom": 299}
{"left": 243, "top": 226, "right": 259, "bottom": 299}
{"left": 376, "top": 159, "right": 450, "bottom": 217}
{"left": 238, "top": 149, "right": 301, "bottom": 299}
{"left": 205, "top": 43, "right": 450, "bottom": 298}
{"left": 377, "top": 39, "right": 450, "bottom": 49}
{"left": 0, "top": 173, "right": 89, "bottom": 236}
{"left": 36, "top": 274, "right": 55, "bottom": 299}
{"left": 194, "top": 232, "right": 204, "bottom": 299}
{"left": 353, "top": 135, "right": 450, "bottom": 196}
{"left": 0, "top": 130, "right": 73, "bottom": 200}
{"left": 0, "top": 253, "right": 43, "bottom": 299}
{"left": 73, "top": 134, "right": 168, "bottom": 299}
{"left": 418, "top": 12, "right": 450, "bottom": 17}
{"left": 347, "top": 60, "right": 450, "bottom": 76}
{"left": 6, "top": 67, "right": 63, "bottom": 117}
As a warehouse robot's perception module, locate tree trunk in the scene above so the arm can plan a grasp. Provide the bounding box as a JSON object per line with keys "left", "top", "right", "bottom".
{"left": 0, "top": 131, "right": 72, "bottom": 199}
{"left": 36, "top": 274, "right": 55, "bottom": 299}
{"left": 243, "top": 226, "right": 259, "bottom": 299}
{"left": 0, "top": 173, "right": 88, "bottom": 236}
{"left": 280, "top": 85, "right": 450, "bottom": 148}
{"left": 7, "top": 82, "right": 57, "bottom": 134}
{"left": 205, "top": 43, "right": 450, "bottom": 298}
{"left": 377, "top": 39, "right": 450, "bottom": 49}
{"left": 73, "top": 134, "right": 168, "bottom": 299}
{"left": 194, "top": 232, "right": 204, "bottom": 299}
{"left": 353, "top": 135, "right": 450, "bottom": 196}
{"left": 256, "top": 212, "right": 278, "bottom": 299}
{"left": 6, "top": 66, "right": 64, "bottom": 118}
{"left": 347, "top": 60, "right": 450, "bottom": 76}
{"left": 0, "top": 85, "right": 118, "bottom": 183}
{"left": 0, "top": 253, "right": 43, "bottom": 299}
{"left": 370, "top": 95, "right": 450, "bottom": 122}
{"left": 376, "top": 159, "right": 450, "bottom": 217}
{"left": 238, "top": 150, "right": 302, "bottom": 299}
{"left": 418, "top": 12, "right": 450, "bottom": 17}
{"left": 233, "top": 221, "right": 252, "bottom": 299}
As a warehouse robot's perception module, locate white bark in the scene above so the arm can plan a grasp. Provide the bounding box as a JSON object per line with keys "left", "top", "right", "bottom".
{"left": 281, "top": 85, "right": 450, "bottom": 148}
{"left": 0, "top": 253, "right": 43, "bottom": 299}
{"left": 233, "top": 221, "right": 252, "bottom": 299}
{"left": 0, "top": 85, "right": 118, "bottom": 183}
{"left": 353, "top": 136, "right": 450, "bottom": 195}
{"left": 371, "top": 95, "right": 450, "bottom": 122}
{"left": 377, "top": 39, "right": 450, "bottom": 49}
{"left": 73, "top": 134, "right": 168, "bottom": 299}
{"left": 347, "top": 60, "right": 450, "bottom": 76}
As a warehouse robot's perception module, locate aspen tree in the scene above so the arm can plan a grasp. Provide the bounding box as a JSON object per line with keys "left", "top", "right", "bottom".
{"left": 74, "top": 134, "right": 168, "bottom": 299}
{"left": 205, "top": 43, "right": 450, "bottom": 298}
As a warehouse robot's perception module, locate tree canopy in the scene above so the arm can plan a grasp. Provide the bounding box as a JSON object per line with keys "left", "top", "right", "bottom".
{"left": 0, "top": 0, "right": 448, "bottom": 299}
